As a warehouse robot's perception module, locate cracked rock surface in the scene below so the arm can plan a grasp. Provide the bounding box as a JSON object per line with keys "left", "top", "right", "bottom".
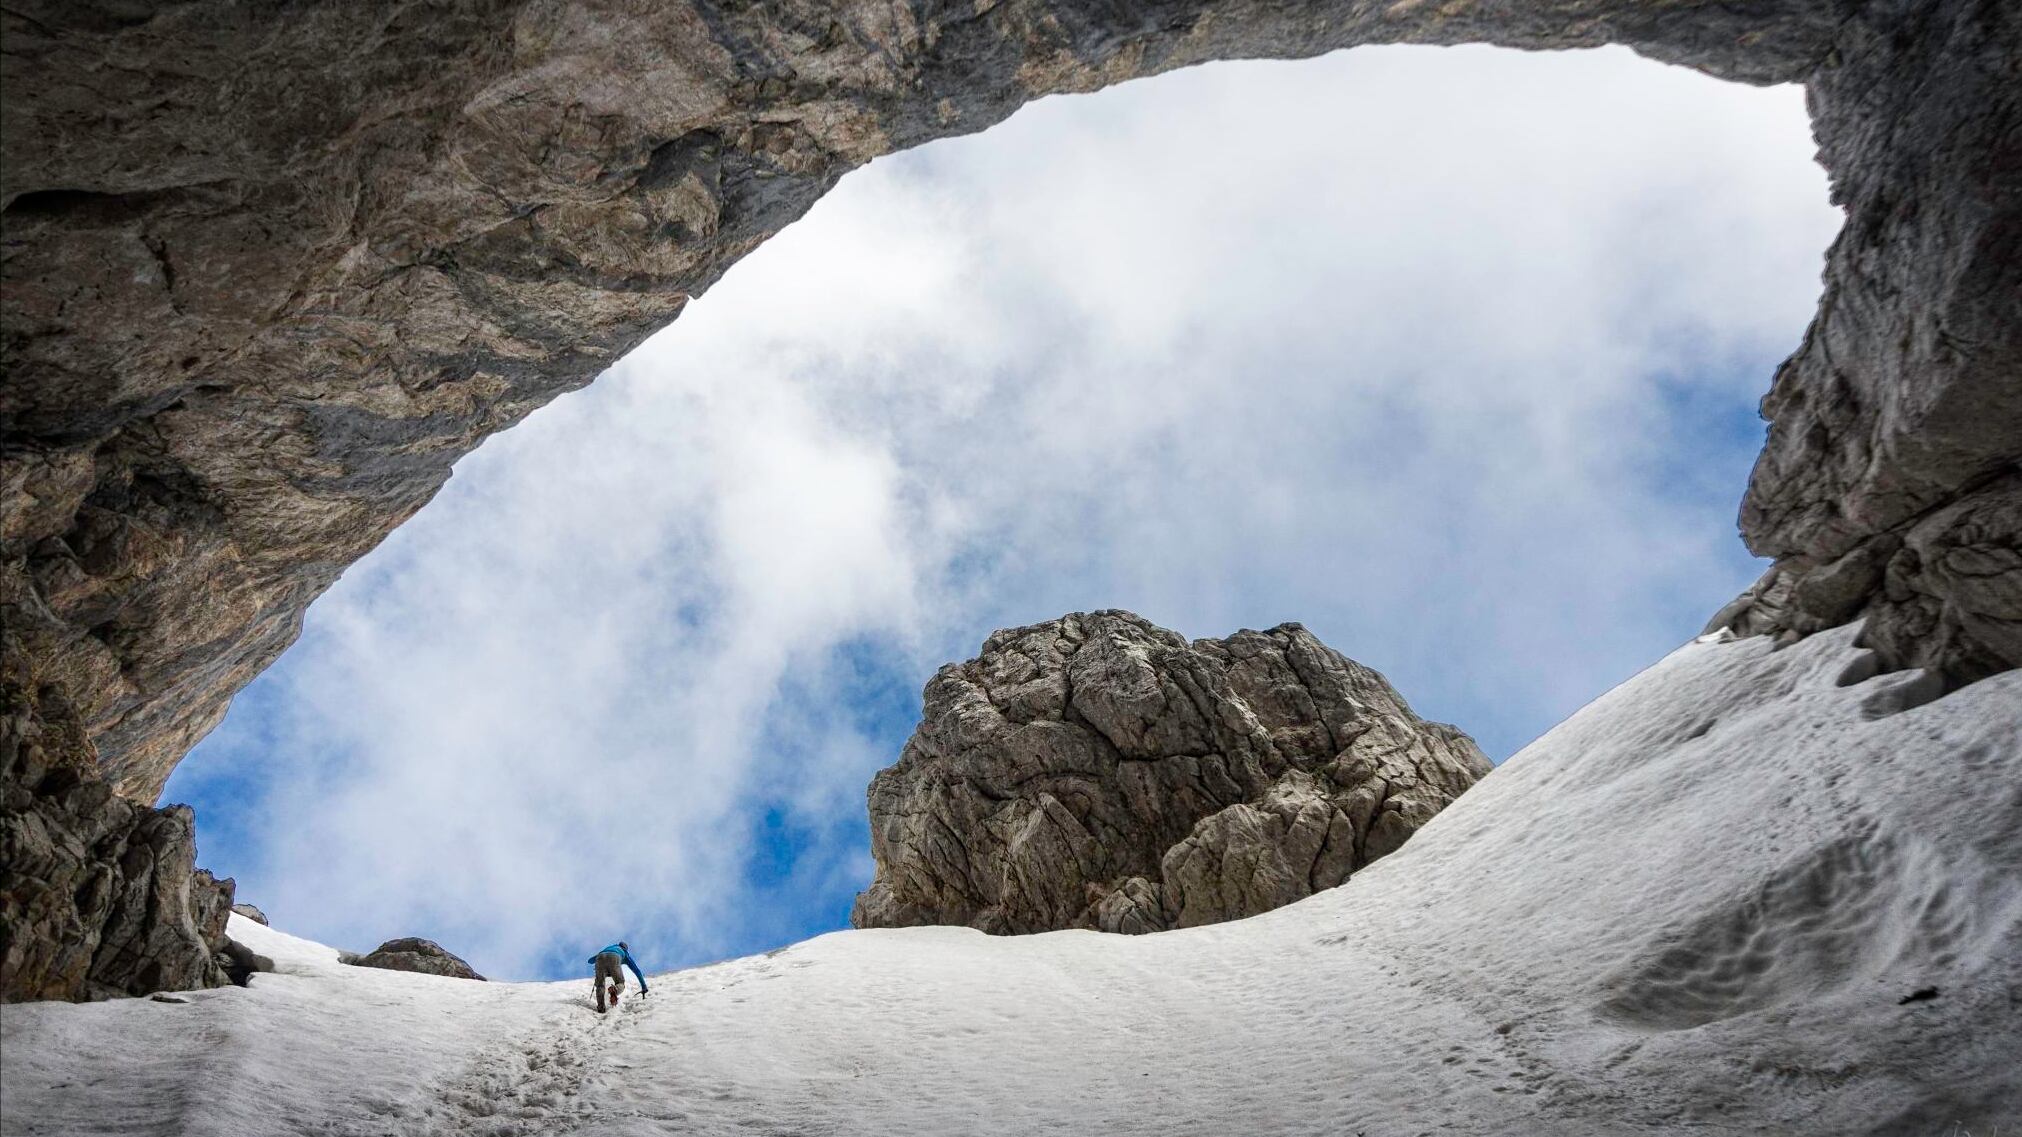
{"left": 1711, "top": 0, "right": 2022, "bottom": 681}
{"left": 852, "top": 611, "right": 1491, "bottom": 933}
{"left": 0, "top": 666, "right": 234, "bottom": 1001}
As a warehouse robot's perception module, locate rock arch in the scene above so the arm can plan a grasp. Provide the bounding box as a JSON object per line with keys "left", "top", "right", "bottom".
{"left": 1, "top": 0, "right": 2016, "bottom": 998}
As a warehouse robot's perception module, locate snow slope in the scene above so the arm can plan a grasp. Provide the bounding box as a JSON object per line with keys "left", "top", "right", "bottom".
{"left": 4, "top": 626, "right": 2018, "bottom": 1135}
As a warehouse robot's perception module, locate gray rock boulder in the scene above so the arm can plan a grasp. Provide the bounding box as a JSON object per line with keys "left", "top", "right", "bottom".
{"left": 216, "top": 937, "right": 274, "bottom": 987}
{"left": 230, "top": 902, "right": 269, "bottom": 926}
{"left": 853, "top": 612, "right": 1491, "bottom": 934}
{"left": 347, "top": 938, "right": 486, "bottom": 982}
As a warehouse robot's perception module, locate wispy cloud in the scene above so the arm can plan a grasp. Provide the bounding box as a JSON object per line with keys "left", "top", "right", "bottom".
{"left": 168, "top": 45, "right": 1839, "bottom": 980}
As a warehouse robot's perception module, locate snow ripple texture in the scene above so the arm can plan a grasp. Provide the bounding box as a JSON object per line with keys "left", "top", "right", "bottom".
{"left": 2, "top": 626, "right": 2017, "bottom": 1135}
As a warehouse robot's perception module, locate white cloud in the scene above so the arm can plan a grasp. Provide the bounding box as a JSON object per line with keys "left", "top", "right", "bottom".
{"left": 171, "top": 44, "right": 1840, "bottom": 979}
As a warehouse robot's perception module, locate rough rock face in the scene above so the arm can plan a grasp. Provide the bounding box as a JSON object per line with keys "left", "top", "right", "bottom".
{"left": 1712, "top": 2, "right": 2022, "bottom": 681}
{"left": 852, "top": 612, "right": 1491, "bottom": 934}
{"left": 1714, "top": 471, "right": 2022, "bottom": 682}
{"left": 0, "top": 0, "right": 2016, "bottom": 996}
{"left": 346, "top": 938, "right": 487, "bottom": 982}
{"left": 4, "top": 0, "right": 2013, "bottom": 809}
{"left": 1, "top": 669, "right": 234, "bottom": 1001}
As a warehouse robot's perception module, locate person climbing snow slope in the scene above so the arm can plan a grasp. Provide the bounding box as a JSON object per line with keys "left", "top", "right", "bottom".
{"left": 590, "top": 941, "right": 648, "bottom": 1013}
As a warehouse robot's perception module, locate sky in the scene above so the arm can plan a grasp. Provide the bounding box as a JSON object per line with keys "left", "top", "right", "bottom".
{"left": 164, "top": 44, "right": 1843, "bottom": 983}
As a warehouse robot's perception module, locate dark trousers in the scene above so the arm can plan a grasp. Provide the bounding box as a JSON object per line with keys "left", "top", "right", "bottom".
{"left": 593, "top": 951, "right": 625, "bottom": 1010}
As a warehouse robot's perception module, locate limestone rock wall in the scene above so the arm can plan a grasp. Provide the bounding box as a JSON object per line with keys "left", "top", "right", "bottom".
{"left": 0, "top": 667, "right": 233, "bottom": 1001}
{"left": 1717, "top": 1, "right": 2022, "bottom": 680}
{"left": 851, "top": 612, "right": 1491, "bottom": 933}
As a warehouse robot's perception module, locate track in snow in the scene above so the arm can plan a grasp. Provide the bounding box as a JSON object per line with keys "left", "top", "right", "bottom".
{"left": 415, "top": 995, "right": 643, "bottom": 1136}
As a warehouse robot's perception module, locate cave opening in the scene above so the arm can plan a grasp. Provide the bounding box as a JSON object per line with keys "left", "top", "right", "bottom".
{"left": 158, "top": 44, "right": 1838, "bottom": 982}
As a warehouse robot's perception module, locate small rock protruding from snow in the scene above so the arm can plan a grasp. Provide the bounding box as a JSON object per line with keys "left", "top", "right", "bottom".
{"left": 217, "top": 938, "right": 274, "bottom": 987}
{"left": 346, "top": 938, "right": 486, "bottom": 981}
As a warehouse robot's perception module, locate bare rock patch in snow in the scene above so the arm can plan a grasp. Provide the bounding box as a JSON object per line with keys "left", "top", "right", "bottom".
{"left": 346, "top": 938, "right": 487, "bottom": 983}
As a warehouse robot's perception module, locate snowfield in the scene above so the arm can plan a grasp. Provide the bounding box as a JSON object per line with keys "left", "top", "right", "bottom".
{"left": 4, "top": 626, "right": 2018, "bottom": 1136}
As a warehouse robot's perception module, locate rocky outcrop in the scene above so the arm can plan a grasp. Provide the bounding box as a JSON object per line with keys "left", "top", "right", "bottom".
{"left": 852, "top": 612, "right": 1490, "bottom": 934}
{"left": 1713, "top": 471, "right": 2022, "bottom": 684}
{"left": 346, "top": 938, "right": 486, "bottom": 982}
{"left": 230, "top": 902, "right": 269, "bottom": 927}
{"left": 1711, "top": 2, "right": 2022, "bottom": 684}
{"left": 1, "top": 666, "right": 234, "bottom": 1001}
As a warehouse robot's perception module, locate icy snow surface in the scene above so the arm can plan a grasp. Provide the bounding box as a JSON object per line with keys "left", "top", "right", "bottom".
{"left": 4, "top": 626, "right": 2018, "bottom": 1135}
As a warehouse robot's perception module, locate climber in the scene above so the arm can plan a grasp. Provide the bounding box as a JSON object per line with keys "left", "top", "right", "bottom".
{"left": 589, "top": 941, "right": 649, "bottom": 1013}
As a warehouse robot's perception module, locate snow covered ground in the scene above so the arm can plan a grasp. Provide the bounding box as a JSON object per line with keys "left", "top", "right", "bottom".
{"left": 4, "top": 625, "right": 2018, "bottom": 1136}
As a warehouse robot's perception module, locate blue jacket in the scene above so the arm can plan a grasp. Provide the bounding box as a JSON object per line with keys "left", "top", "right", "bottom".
{"left": 590, "top": 943, "right": 648, "bottom": 993}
